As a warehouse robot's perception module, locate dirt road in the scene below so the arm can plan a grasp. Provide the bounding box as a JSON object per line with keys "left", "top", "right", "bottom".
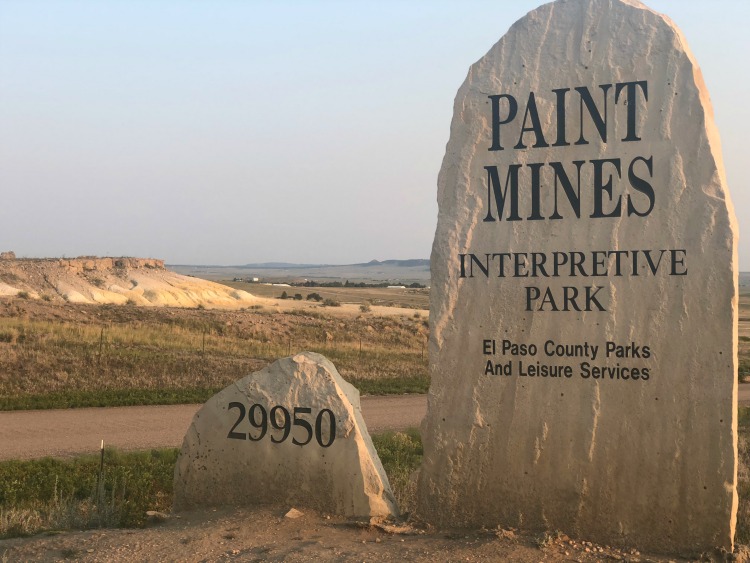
{"left": 0, "top": 395, "right": 427, "bottom": 461}
{"left": 3, "top": 385, "right": 748, "bottom": 461}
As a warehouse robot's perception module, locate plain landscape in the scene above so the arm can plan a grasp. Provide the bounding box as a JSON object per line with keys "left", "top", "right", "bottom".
{"left": 0, "top": 257, "right": 749, "bottom": 561}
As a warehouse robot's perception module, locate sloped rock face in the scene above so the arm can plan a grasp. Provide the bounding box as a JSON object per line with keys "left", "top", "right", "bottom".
{"left": 417, "top": 0, "right": 737, "bottom": 554}
{"left": 174, "top": 352, "right": 398, "bottom": 519}
{"left": 0, "top": 256, "right": 254, "bottom": 307}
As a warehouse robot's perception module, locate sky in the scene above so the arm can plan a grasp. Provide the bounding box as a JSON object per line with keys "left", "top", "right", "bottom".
{"left": 1, "top": 1, "right": 748, "bottom": 267}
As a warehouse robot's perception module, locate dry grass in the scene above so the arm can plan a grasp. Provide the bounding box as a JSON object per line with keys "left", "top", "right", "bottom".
{"left": 0, "top": 298, "right": 428, "bottom": 407}
{"left": 224, "top": 281, "right": 430, "bottom": 309}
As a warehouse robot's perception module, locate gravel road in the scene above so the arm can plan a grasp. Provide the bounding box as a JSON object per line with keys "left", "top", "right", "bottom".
{"left": 0, "top": 394, "right": 427, "bottom": 461}
{"left": 3, "top": 385, "right": 747, "bottom": 461}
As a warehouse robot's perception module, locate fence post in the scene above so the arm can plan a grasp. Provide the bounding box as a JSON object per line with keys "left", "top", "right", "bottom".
{"left": 202, "top": 330, "right": 206, "bottom": 377}
{"left": 98, "top": 327, "right": 104, "bottom": 367}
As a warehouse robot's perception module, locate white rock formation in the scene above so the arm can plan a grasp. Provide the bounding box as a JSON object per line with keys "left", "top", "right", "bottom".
{"left": 417, "top": 0, "right": 737, "bottom": 554}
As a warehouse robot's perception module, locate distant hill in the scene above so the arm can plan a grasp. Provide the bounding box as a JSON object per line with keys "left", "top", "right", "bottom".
{"left": 358, "top": 259, "right": 429, "bottom": 268}
{"left": 169, "top": 259, "right": 431, "bottom": 284}
{"left": 236, "top": 262, "right": 322, "bottom": 269}
{"left": 232, "top": 259, "right": 430, "bottom": 269}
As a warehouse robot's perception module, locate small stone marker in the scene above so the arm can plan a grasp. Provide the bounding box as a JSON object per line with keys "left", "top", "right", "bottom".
{"left": 418, "top": 0, "right": 737, "bottom": 554}
{"left": 174, "top": 352, "right": 398, "bottom": 518}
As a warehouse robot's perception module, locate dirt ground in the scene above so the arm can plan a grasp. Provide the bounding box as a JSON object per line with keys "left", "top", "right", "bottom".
{"left": 0, "top": 395, "right": 427, "bottom": 461}
{"left": 0, "top": 505, "right": 704, "bottom": 562}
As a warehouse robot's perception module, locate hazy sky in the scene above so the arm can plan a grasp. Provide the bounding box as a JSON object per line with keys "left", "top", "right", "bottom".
{"left": 1, "top": 1, "right": 748, "bottom": 266}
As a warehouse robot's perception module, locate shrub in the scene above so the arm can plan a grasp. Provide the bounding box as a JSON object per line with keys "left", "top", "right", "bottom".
{"left": 360, "top": 302, "right": 372, "bottom": 313}
{"left": 16, "top": 291, "right": 29, "bottom": 299}
{"left": 371, "top": 429, "right": 422, "bottom": 514}
{"left": 279, "top": 291, "right": 288, "bottom": 300}
{"left": 740, "top": 360, "right": 750, "bottom": 383}
{"left": 293, "top": 293, "right": 303, "bottom": 300}
{"left": 306, "top": 292, "right": 322, "bottom": 302}
{"left": 322, "top": 298, "right": 340, "bottom": 307}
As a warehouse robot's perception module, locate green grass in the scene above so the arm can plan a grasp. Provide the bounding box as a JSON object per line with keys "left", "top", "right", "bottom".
{"left": 0, "top": 448, "right": 178, "bottom": 538}
{"left": 350, "top": 376, "right": 429, "bottom": 396}
{"left": 0, "top": 376, "right": 428, "bottom": 411}
{"left": 371, "top": 428, "right": 423, "bottom": 514}
{"left": 0, "top": 388, "right": 223, "bottom": 411}
{"left": 738, "top": 407, "right": 750, "bottom": 544}
{"left": 740, "top": 359, "right": 750, "bottom": 381}
{"left": 0, "top": 430, "right": 424, "bottom": 539}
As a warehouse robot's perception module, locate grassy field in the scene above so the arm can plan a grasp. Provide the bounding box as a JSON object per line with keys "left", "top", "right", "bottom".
{"left": 0, "top": 297, "right": 428, "bottom": 410}
{"left": 223, "top": 280, "right": 430, "bottom": 309}
{"left": 0, "top": 430, "right": 423, "bottom": 539}
{"left": 1, "top": 285, "right": 748, "bottom": 411}
{"left": 740, "top": 293, "right": 750, "bottom": 379}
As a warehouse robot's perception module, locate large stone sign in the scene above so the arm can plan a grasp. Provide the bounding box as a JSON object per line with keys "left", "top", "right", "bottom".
{"left": 174, "top": 352, "right": 398, "bottom": 519}
{"left": 418, "top": 0, "right": 738, "bottom": 554}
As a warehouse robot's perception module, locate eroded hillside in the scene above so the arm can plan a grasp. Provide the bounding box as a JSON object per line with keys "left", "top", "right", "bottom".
{"left": 0, "top": 255, "right": 255, "bottom": 308}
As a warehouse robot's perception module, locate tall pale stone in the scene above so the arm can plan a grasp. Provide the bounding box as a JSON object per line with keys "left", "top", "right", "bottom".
{"left": 418, "top": 0, "right": 737, "bottom": 554}
{"left": 175, "top": 352, "right": 398, "bottom": 519}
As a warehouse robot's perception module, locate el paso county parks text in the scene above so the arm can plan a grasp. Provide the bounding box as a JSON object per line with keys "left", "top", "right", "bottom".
{"left": 482, "top": 338, "right": 652, "bottom": 380}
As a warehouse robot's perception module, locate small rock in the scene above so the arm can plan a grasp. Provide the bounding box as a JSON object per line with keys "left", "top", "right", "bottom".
{"left": 145, "top": 510, "right": 170, "bottom": 522}
{"left": 285, "top": 508, "right": 304, "bottom": 519}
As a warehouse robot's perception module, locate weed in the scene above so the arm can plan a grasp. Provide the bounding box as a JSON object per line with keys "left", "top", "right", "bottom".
{"left": 321, "top": 298, "right": 341, "bottom": 307}
{"left": 0, "top": 448, "right": 178, "bottom": 538}
{"left": 0, "top": 329, "right": 16, "bottom": 344}
{"left": 16, "top": 291, "right": 29, "bottom": 300}
{"left": 372, "top": 429, "right": 422, "bottom": 514}
{"left": 0, "top": 432, "right": 421, "bottom": 537}
{"left": 360, "top": 302, "right": 372, "bottom": 313}
{"left": 535, "top": 530, "right": 565, "bottom": 548}
{"left": 740, "top": 360, "right": 750, "bottom": 382}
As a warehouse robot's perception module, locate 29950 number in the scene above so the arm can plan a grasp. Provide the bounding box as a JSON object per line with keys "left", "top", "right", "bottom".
{"left": 226, "top": 402, "right": 336, "bottom": 448}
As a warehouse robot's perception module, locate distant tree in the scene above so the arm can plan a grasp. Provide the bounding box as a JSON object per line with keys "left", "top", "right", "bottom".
{"left": 293, "top": 293, "right": 303, "bottom": 300}
{"left": 280, "top": 291, "right": 288, "bottom": 299}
